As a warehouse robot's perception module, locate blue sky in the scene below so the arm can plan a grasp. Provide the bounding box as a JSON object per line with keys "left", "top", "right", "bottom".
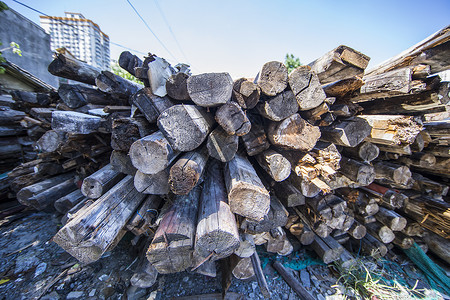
{"left": 4, "top": 0, "right": 450, "bottom": 78}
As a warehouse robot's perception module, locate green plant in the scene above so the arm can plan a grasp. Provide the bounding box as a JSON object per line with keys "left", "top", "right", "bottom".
{"left": 284, "top": 53, "right": 301, "bottom": 73}
{"left": 110, "top": 61, "right": 143, "bottom": 84}
{"left": 0, "top": 42, "right": 22, "bottom": 74}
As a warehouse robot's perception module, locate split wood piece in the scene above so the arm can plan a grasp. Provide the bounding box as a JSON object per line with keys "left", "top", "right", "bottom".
{"left": 36, "top": 130, "right": 67, "bottom": 153}
{"left": 375, "top": 207, "right": 407, "bottom": 231}
{"left": 195, "top": 161, "right": 240, "bottom": 260}
{"left": 322, "top": 76, "right": 365, "bottom": 98}
{"left": 129, "top": 131, "right": 180, "bottom": 175}
{"left": 392, "top": 231, "right": 414, "bottom": 249}
{"left": 355, "top": 233, "right": 388, "bottom": 258}
{"left": 61, "top": 198, "right": 91, "bottom": 225}
{"left": 224, "top": 153, "right": 270, "bottom": 221}
{"left": 377, "top": 144, "right": 412, "bottom": 155}
{"left": 146, "top": 239, "right": 193, "bottom": 274}
{"left": 230, "top": 256, "right": 255, "bottom": 280}
{"left": 319, "top": 117, "right": 372, "bottom": 147}
{"left": 289, "top": 173, "right": 322, "bottom": 198}
{"left": 231, "top": 78, "right": 260, "bottom": 109}
{"left": 96, "top": 71, "right": 143, "bottom": 99}
{"left": 151, "top": 186, "right": 201, "bottom": 244}
{"left": 48, "top": 52, "right": 101, "bottom": 85}
{"left": 187, "top": 72, "right": 233, "bottom": 107}
{"left": 411, "top": 172, "right": 449, "bottom": 196}
{"left": 288, "top": 222, "right": 315, "bottom": 245}
{"left": 166, "top": 72, "right": 190, "bottom": 101}
{"left": 398, "top": 152, "right": 436, "bottom": 169}
{"left": 17, "top": 173, "right": 75, "bottom": 206}
{"left": 308, "top": 45, "right": 370, "bottom": 84}
{"left": 118, "top": 51, "right": 143, "bottom": 77}
{"left": 267, "top": 114, "right": 320, "bottom": 151}
{"left": 422, "top": 230, "right": 450, "bottom": 265}
{"left": 273, "top": 261, "right": 315, "bottom": 300}
{"left": 337, "top": 188, "right": 379, "bottom": 216}
{"left": 169, "top": 147, "right": 209, "bottom": 195}
{"left": 358, "top": 114, "right": 422, "bottom": 146}
{"left": 329, "top": 103, "right": 353, "bottom": 117}
{"left": 10, "top": 90, "right": 53, "bottom": 107}
{"left": 58, "top": 84, "right": 116, "bottom": 109}
{"left": 215, "top": 102, "right": 251, "bottom": 136}
{"left": 192, "top": 254, "right": 217, "bottom": 277}
{"left": 130, "top": 250, "right": 158, "bottom": 288}
{"left": 365, "top": 222, "right": 395, "bottom": 244}
{"left": 51, "top": 111, "right": 102, "bottom": 134}
{"left": 111, "top": 117, "right": 155, "bottom": 152}
{"left": 338, "top": 249, "right": 357, "bottom": 270}
{"left": 363, "top": 183, "right": 408, "bottom": 209}
{"left": 339, "top": 156, "right": 375, "bottom": 185}
{"left": 54, "top": 189, "right": 85, "bottom": 214}
{"left": 288, "top": 65, "right": 326, "bottom": 110}
{"left": 206, "top": 127, "right": 238, "bottom": 162}
{"left": 266, "top": 228, "right": 293, "bottom": 256}
{"left": 347, "top": 221, "right": 367, "bottom": 240}
{"left": 373, "top": 161, "right": 412, "bottom": 186}
{"left": 126, "top": 195, "right": 162, "bottom": 236}
{"left": 240, "top": 195, "right": 288, "bottom": 234}
{"left": 256, "top": 61, "right": 288, "bottom": 96}
{"left": 54, "top": 176, "right": 145, "bottom": 264}
{"left": 0, "top": 124, "right": 26, "bottom": 137}
{"left": 157, "top": 104, "right": 215, "bottom": 152}
{"left": 0, "top": 107, "right": 26, "bottom": 125}
{"left": 301, "top": 102, "right": 329, "bottom": 125}
{"left": 424, "top": 144, "right": 450, "bottom": 158}
{"left": 272, "top": 180, "right": 305, "bottom": 207}
{"left": 234, "top": 233, "right": 256, "bottom": 258}
{"left": 340, "top": 142, "right": 379, "bottom": 163}
{"left": 131, "top": 88, "right": 174, "bottom": 123}
{"left": 241, "top": 116, "right": 270, "bottom": 156}
{"left": 256, "top": 90, "right": 298, "bottom": 121}
{"left": 255, "top": 149, "right": 291, "bottom": 182}
{"left": 81, "top": 164, "right": 125, "bottom": 199}
{"left": 250, "top": 250, "right": 271, "bottom": 299}
{"left": 147, "top": 56, "right": 174, "bottom": 97}
{"left": 293, "top": 206, "right": 332, "bottom": 238}
{"left": 134, "top": 169, "right": 169, "bottom": 195}
{"left": 26, "top": 178, "right": 77, "bottom": 210}
{"left": 402, "top": 220, "right": 426, "bottom": 237}
{"left": 310, "top": 235, "right": 344, "bottom": 264}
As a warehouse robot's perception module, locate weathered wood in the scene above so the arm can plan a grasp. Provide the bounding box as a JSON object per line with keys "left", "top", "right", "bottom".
{"left": 0, "top": 107, "right": 25, "bottom": 125}
{"left": 308, "top": 45, "right": 370, "bottom": 84}
{"left": 146, "top": 239, "right": 193, "bottom": 274}
{"left": 51, "top": 111, "right": 103, "bottom": 134}
{"left": 169, "top": 147, "right": 209, "bottom": 195}
{"left": 256, "top": 61, "right": 288, "bottom": 96}
{"left": 365, "top": 222, "right": 395, "bottom": 243}
{"left": 157, "top": 104, "right": 215, "bottom": 151}
{"left": 320, "top": 117, "right": 372, "bottom": 147}
{"left": 126, "top": 195, "right": 161, "bottom": 236}
{"left": 241, "top": 116, "right": 270, "bottom": 156}
{"left": 272, "top": 180, "right": 305, "bottom": 207}
{"left": 231, "top": 78, "right": 260, "bottom": 109}
{"left": 373, "top": 161, "right": 412, "bottom": 186}
{"left": 322, "top": 76, "right": 365, "bottom": 98}
{"left": 300, "top": 102, "right": 329, "bottom": 125}
{"left": 131, "top": 88, "right": 174, "bottom": 123}
{"left": 267, "top": 114, "right": 320, "bottom": 151}
{"left": 289, "top": 173, "right": 322, "bottom": 198}
{"left": 293, "top": 206, "right": 331, "bottom": 238}
{"left": 195, "top": 161, "right": 240, "bottom": 260}
{"left": 355, "top": 233, "right": 388, "bottom": 258}
{"left": 147, "top": 56, "right": 174, "bottom": 97}
{"left": 255, "top": 149, "right": 291, "bottom": 182}
{"left": 339, "top": 156, "right": 375, "bottom": 185}
{"left": 166, "top": 72, "right": 190, "bottom": 101}
{"left": 54, "top": 189, "right": 85, "bottom": 214}
{"left": 96, "top": 71, "right": 143, "bottom": 99}
{"left": 129, "top": 131, "right": 180, "bottom": 175}
{"left": 36, "top": 130, "right": 66, "bottom": 153}
{"left": 234, "top": 233, "right": 256, "bottom": 258}
{"left": 130, "top": 249, "right": 158, "bottom": 288}
{"left": 81, "top": 164, "right": 125, "bottom": 199}
{"left": 289, "top": 222, "right": 315, "bottom": 245}
{"left": 374, "top": 207, "right": 407, "bottom": 231}
{"left": 215, "top": 102, "right": 251, "bottom": 136}
{"left": 310, "top": 235, "right": 344, "bottom": 264}
{"left": 273, "top": 261, "right": 315, "bottom": 300}
{"left": 341, "top": 142, "right": 379, "bottom": 163}
{"left": 118, "top": 51, "right": 143, "bottom": 77}
{"left": 411, "top": 172, "right": 449, "bottom": 196}
{"left": 111, "top": 117, "right": 155, "bottom": 151}
{"left": 25, "top": 178, "right": 77, "bottom": 211}
{"left": 48, "top": 52, "right": 101, "bottom": 85}
{"left": 250, "top": 250, "right": 271, "bottom": 299}
{"left": 224, "top": 153, "right": 270, "bottom": 221}
{"left": 392, "top": 231, "right": 414, "bottom": 249}
{"left": 187, "top": 73, "right": 233, "bottom": 107}
{"left": 422, "top": 230, "right": 450, "bottom": 264}
{"left": 10, "top": 90, "right": 53, "bottom": 106}
{"left": 289, "top": 65, "right": 326, "bottom": 110}
{"left": 0, "top": 124, "right": 26, "bottom": 137}
{"left": 110, "top": 150, "right": 137, "bottom": 175}
{"left": 362, "top": 183, "right": 407, "bottom": 210}
{"left": 206, "top": 127, "right": 239, "bottom": 162}
{"left": 58, "top": 84, "right": 117, "bottom": 109}
{"left": 257, "top": 90, "right": 298, "bottom": 121}
{"left": 398, "top": 152, "right": 436, "bottom": 169}
{"left": 231, "top": 256, "right": 254, "bottom": 280}
{"left": 347, "top": 221, "right": 367, "bottom": 239}
{"left": 134, "top": 169, "right": 169, "bottom": 195}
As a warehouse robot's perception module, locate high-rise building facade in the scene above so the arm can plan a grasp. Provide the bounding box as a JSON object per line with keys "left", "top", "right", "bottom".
{"left": 40, "top": 12, "right": 110, "bottom": 70}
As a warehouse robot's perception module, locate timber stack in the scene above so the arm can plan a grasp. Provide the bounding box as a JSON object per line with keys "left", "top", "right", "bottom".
{"left": 3, "top": 26, "right": 450, "bottom": 296}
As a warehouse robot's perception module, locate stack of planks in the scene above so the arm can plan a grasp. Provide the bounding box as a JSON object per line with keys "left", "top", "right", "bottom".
{"left": 6, "top": 26, "right": 450, "bottom": 296}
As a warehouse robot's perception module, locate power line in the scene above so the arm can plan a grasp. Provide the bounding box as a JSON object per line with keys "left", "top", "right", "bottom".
{"left": 153, "top": 0, "right": 189, "bottom": 64}
{"left": 125, "top": 0, "right": 178, "bottom": 63}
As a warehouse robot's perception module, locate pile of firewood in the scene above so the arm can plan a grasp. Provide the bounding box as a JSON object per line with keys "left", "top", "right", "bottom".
{"left": 5, "top": 26, "right": 450, "bottom": 296}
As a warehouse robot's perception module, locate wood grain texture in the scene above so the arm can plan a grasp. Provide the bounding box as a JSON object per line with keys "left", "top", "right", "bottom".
{"left": 206, "top": 127, "right": 239, "bottom": 162}
{"left": 256, "top": 61, "right": 288, "bottom": 96}
{"left": 289, "top": 66, "right": 326, "bottom": 110}
{"left": 215, "top": 102, "right": 251, "bottom": 136}
{"left": 187, "top": 73, "right": 233, "bottom": 107}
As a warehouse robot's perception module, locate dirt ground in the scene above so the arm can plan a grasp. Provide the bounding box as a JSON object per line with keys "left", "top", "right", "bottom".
{"left": 0, "top": 210, "right": 445, "bottom": 300}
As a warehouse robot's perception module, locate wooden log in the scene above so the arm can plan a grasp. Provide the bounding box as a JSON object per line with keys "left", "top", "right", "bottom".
{"left": 131, "top": 88, "right": 174, "bottom": 123}
{"left": 206, "top": 127, "right": 239, "bottom": 162}
{"left": 255, "top": 149, "right": 291, "bottom": 182}
{"left": 347, "top": 221, "right": 367, "bottom": 239}
{"left": 48, "top": 52, "right": 101, "bottom": 85}
{"left": 392, "top": 231, "right": 414, "bottom": 249}
{"left": 337, "top": 188, "right": 379, "bottom": 216}
{"left": 224, "top": 153, "right": 270, "bottom": 221}
{"left": 272, "top": 180, "right": 305, "bottom": 207}
{"left": 250, "top": 250, "right": 271, "bottom": 299}
{"left": 322, "top": 76, "right": 365, "bottom": 98}
{"left": 157, "top": 104, "right": 215, "bottom": 151}
{"left": 129, "top": 131, "right": 180, "bottom": 175}
{"left": 231, "top": 256, "right": 255, "bottom": 280}
{"left": 118, "top": 51, "right": 143, "bottom": 77}
{"left": 147, "top": 56, "right": 174, "bottom": 97}
{"left": 126, "top": 195, "right": 161, "bottom": 236}
{"left": 308, "top": 45, "right": 370, "bottom": 84}
{"left": 110, "top": 150, "right": 137, "bottom": 175}
{"left": 362, "top": 184, "right": 407, "bottom": 209}
{"left": 377, "top": 144, "right": 412, "bottom": 155}
{"left": 294, "top": 206, "right": 331, "bottom": 238}
{"left": 355, "top": 233, "right": 388, "bottom": 258}
{"left": 134, "top": 169, "right": 169, "bottom": 195}
{"left": 10, "top": 90, "right": 53, "bottom": 106}
{"left": 375, "top": 207, "right": 407, "bottom": 231}
{"left": 146, "top": 239, "right": 193, "bottom": 274}
{"left": 289, "top": 173, "right": 322, "bottom": 198}
{"left": 96, "top": 70, "right": 142, "bottom": 100}
{"left": 273, "top": 261, "right": 315, "bottom": 300}
{"left": 58, "top": 84, "right": 116, "bottom": 109}
{"left": 256, "top": 61, "right": 288, "bottom": 96}
{"left": 424, "top": 144, "right": 450, "bottom": 158}
{"left": 422, "top": 230, "right": 450, "bottom": 264}
{"left": 51, "top": 111, "right": 102, "bottom": 134}
{"left": 81, "top": 164, "right": 125, "bottom": 199}
{"left": 241, "top": 116, "right": 270, "bottom": 156}
{"left": 215, "top": 102, "right": 251, "bottom": 136}
{"left": 339, "top": 156, "right": 375, "bottom": 185}
{"left": 169, "top": 147, "right": 209, "bottom": 195}
{"left": 288, "top": 65, "right": 326, "bottom": 110}
{"left": 267, "top": 114, "right": 320, "bottom": 151}
{"left": 256, "top": 90, "right": 298, "bottom": 121}
{"left": 365, "top": 222, "right": 395, "bottom": 243}
{"left": 289, "top": 222, "right": 315, "bottom": 245}
{"left": 301, "top": 102, "right": 329, "bottom": 125}
{"left": 36, "top": 130, "right": 66, "bottom": 153}
{"left": 310, "top": 235, "right": 344, "bottom": 264}
{"left": 340, "top": 142, "right": 379, "bottom": 163}
{"left": 0, "top": 107, "right": 26, "bottom": 125}
{"left": 166, "top": 72, "right": 190, "bottom": 101}
{"left": 398, "top": 152, "right": 436, "bottom": 169}
{"left": 130, "top": 251, "right": 158, "bottom": 288}
{"left": 234, "top": 233, "right": 256, "bottom": 258}
{"left": 54, "top": 189, "right": 85, "bottom": 214}
{"left": 373, "top": 161, "right": 412, "bottom": 186}
{"left": 319, "top": 117, "right": 372, "bottom": 147}
{"left": 195, "top": 161, "right": 240, "bottom": 260}
{"left": 26, "top": 178, "right": 78, "bottom": 210}
{"left": 111, "top": 117, "right": 155, "bottom": 152}
{"left": 411, "top": 172, "right": 449, "bottom": 196}
{"left": 0, "top": 124, "right": 26, "bottom": 137}
{"left": 187, "top": 72, "right": 233, "bottom": 107}
{"left": 231, "top": 78, "right": 260, "bottom": 109}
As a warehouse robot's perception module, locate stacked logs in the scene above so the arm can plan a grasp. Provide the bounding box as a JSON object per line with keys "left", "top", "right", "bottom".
{"left": 6, "top": 26, "right": 450, "bottom": 295}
